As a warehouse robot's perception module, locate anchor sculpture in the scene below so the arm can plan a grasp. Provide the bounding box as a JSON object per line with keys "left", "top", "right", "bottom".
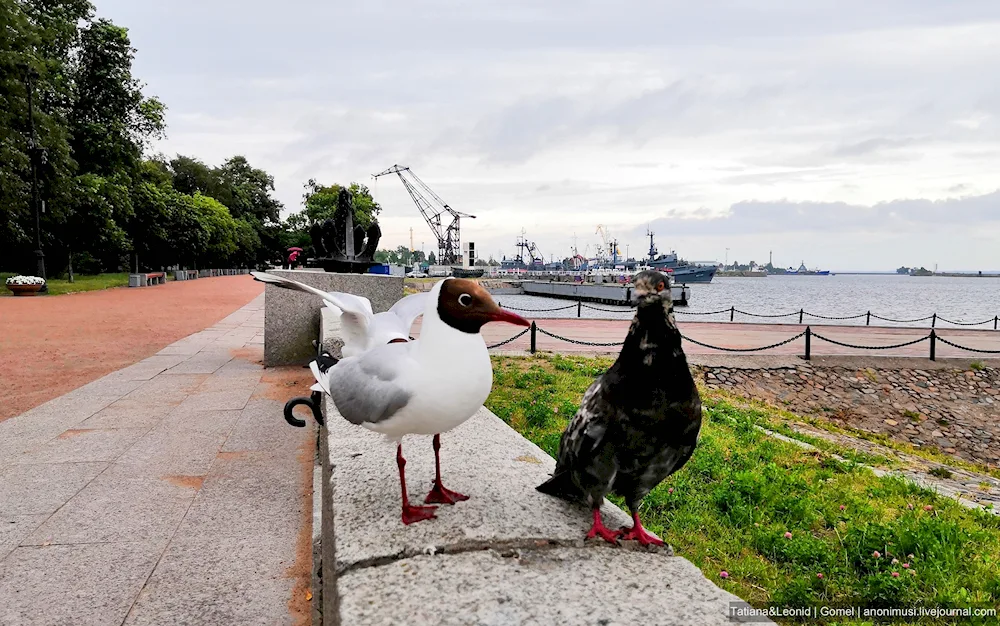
{"left": 308, "top": 188, "right": 382, "bottom": 273}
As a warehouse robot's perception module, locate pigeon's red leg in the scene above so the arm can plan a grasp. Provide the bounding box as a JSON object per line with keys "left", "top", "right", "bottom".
{"left": 397, "top": 443, "right": 437, "bottom": 524}
{"left": 586, "top": 508, "right": 620, "bottom": 544}
{"left": 619, "top": 511, "right": 664, "bottom": 546}
{"left": 425, "top": 434, "right": 470, "bottom": 504}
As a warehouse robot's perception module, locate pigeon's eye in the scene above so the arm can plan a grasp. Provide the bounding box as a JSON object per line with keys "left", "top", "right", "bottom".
{"left": 458, "top": 294, "right": 473, "bottom": 307}
{"left": 656, "top": 282, "right": 665, "bottom": 292}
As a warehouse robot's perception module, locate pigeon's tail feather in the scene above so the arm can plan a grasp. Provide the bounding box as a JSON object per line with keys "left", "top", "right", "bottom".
{"left": 536, "top": 470, "right": 585, "bottom": 504}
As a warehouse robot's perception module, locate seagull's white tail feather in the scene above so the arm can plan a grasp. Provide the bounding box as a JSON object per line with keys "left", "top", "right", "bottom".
{"left": 252, "top": 271, "right": 372, "bottom": 347}
{"left": 309, "top": 360, "right": 332, "bottom": 396}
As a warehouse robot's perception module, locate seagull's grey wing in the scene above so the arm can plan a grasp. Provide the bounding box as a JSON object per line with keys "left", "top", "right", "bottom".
{"left": 326, "top": 345, "right": 414, "bottom": 425}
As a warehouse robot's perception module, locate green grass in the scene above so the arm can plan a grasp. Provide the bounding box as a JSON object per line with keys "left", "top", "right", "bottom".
{"left": 486, "top": 354, "right": 1000, "bottom": 624}
{"left": 1, "top": 272, "right": 129, "bottom": 296}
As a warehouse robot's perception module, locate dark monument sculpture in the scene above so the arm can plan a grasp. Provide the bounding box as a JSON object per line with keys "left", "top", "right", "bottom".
{"left": 308, "top": 188, "right": 382, "bottom": 273}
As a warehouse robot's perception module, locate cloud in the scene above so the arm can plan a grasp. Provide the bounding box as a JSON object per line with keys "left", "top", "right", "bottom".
{"left": 636, "top": 190, "right": 1000, "bottom": 237}
{"left": 90, "top": 0, "right": 1000, "bottom": 269}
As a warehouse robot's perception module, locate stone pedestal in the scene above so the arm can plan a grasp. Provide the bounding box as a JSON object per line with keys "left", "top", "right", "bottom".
{"left": 263, "top": 269, "right": 403, "bottom": 367}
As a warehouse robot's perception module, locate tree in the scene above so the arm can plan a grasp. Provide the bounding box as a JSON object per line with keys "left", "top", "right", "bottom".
{"left": 428, "top": 252, "right": 437, "bottom": 265}
{"left": 69, "top": 18, "right": 165, "bottom": 176}
{"left": 299, "top": 180, "right": 381, "bottom": 228}
{"left": 191, "top": 193, "right": 238, "bottom": 267}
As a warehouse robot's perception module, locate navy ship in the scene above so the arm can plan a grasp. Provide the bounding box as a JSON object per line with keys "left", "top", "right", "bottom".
{"left": 642, "top": 231, "right": 717, "bottom": 283}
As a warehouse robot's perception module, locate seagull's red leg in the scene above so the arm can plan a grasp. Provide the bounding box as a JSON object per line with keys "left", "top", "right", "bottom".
{"left": 586, "top": 508, "right": 620, "bottom": 544}
{"left": 619, "top": 510, "right": 664, "bottom": 546}
{"left": 425, "top": 434, "right": 470, "bottom": 504}
{"left": 397, "top": 443, "right": 437, "bottom": 524}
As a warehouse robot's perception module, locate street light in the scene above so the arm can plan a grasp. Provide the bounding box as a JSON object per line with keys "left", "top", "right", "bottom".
{"left": 23, "top": 65, "right": 47, "bottom": 292}
{"left": 725, "top": 247, "right": 730, "bottom": 269}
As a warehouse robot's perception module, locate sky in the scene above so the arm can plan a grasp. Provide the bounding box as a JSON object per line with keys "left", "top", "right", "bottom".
{"left": 94, "top": 0, "right": 1000, "bottom": 271}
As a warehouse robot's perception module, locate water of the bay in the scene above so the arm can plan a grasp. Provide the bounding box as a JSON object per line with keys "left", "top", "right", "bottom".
{"left": 494, "top": 275, "right": 1000, "bottom": 329}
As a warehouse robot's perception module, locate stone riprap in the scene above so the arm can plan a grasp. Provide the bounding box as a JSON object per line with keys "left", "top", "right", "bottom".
{"left": 318, "top": 313, "right": 764, "bottom": 626}
{"left": 263, "top": 269, "right": 402, "bottom": 366}
{"left": 696, "top": 362, "right": 1000, "bottom": 466}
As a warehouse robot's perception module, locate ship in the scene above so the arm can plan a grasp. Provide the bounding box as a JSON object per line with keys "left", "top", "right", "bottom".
{"left": 786, "top": 261, "right": 830, "bottom": 276}
{"left": 643, "top": 231, "right": 717, "bottom": 283}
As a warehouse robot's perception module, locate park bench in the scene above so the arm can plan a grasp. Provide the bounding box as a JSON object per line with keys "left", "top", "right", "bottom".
{"left": 128, "top": 272, "right": 166, "bottom": 288}
{"left": 173, "top": 269, "right": 199, "bottom": 281}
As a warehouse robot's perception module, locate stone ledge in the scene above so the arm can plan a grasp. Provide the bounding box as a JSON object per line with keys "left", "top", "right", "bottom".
{"left": 339, "top": 546, "right": 747, "bottom": 626}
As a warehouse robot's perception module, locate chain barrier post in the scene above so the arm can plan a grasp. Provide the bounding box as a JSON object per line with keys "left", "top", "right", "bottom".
{"left": 929, "top": 330, "right": 936, "bottom": 361}
{"left": 931, "top": 313, "right": 937, "bottom": 328}
{"left": 530, "top": 322, "right": 537, "bottom": 354}
{"left": 730, "top": 306, "right": 735, "bottom": 322}
{"left": 577, "top": 299, "right": 582, "bottom": 318}
{"left": 804, "top": 326, "right": 811, "bottom": 360}
{"left": 799, "top": 308, "right": 804, "bottom": 324}
{"left": 995, "top": 315, "right": 998, "bottom": 331}
{"left": 866, "top": 311, "right": 871, "bottom": 326}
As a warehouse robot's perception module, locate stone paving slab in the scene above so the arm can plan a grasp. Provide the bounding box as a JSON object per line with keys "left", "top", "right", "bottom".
{"left": 23, "top": 464, "right": 196, "bottom": 546}
{"left": 0, "top": 514, "right": 47, "bottom": 561}
{"left": 0, "top": 462, "right": 108, "bottom": 515}
{"left": 0, "top": 541, "right": 164, "bottom": 626}
{"left": 13, "top": 427, "right": 151, "bottom": 464}
{"left": 0, "top": 294, "right": 315, "bottom": 626}
{"left": 339, "top": 546, "right": 750, "bottom": 626}
{"left": 123, "top": 533, "right": 298, "bottom": 626}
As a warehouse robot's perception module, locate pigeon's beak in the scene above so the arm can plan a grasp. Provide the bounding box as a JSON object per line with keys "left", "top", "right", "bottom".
{"left": 489, "top": 308, "right": 531, "bottom": 327}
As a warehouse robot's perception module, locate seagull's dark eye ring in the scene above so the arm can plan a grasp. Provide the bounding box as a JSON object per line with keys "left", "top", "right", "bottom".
{"left": 458, "top": 293, "right": 473, "bottom": 307}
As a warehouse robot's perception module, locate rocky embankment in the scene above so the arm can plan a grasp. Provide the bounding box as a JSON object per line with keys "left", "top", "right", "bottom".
{"left": 694, "top": 363, "right": 1000, "bottom": 467}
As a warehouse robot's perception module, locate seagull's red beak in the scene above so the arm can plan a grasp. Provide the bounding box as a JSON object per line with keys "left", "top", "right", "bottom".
{"left": 489, "top": 308, "right": 531, "bottom": 327}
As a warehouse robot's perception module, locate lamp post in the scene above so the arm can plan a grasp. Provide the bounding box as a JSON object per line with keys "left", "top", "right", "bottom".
{"left": 24, "top": 66, "right": 47, "bottom": 292}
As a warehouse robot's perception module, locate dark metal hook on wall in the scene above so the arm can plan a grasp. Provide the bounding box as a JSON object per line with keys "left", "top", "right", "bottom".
{"left": 284, "top": 390, "right": 325, "bottom": 427}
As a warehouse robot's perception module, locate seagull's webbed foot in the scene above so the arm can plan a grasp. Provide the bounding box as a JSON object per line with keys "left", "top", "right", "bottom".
{"left": 397, "top": 443, "right": 437, "bottom": 525}
{"left": 425, "top": 482, "right": 469, "bottom": 505}
{"left": 586, "top": 508, "right": 620, "bottom": 545}
{"left": 618, "top": 511, "right": 664, "bottom": 547}
{"left": 424, "top": 434, "right": 470, "bottom": 505}
{"left": 402, "top": 503, "right": 438, "bottom": 525}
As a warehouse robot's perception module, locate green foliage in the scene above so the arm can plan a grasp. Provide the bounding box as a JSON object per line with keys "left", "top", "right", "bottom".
{"left": 487, "top": 355, "right": 1000, "bottom": 621}
{"left": 0, "top": 1, "right": 283, "bottom": 275}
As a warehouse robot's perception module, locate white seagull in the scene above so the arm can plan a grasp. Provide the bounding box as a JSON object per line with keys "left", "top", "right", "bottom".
{"left": 250, "top": 271, "right": 429, "bottom": 357}
{"left": 310, "top": 277, "right": 530, "bottom": 524}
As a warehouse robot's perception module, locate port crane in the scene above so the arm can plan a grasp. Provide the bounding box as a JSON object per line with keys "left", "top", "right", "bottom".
{"left": 515, "top": 230, "right": 545, "bottom": 266}
{"left": 595, "top": 224, "right": 621, "bottom": 263}
{"left": 372, "top": 165, "right": 475, "bottom": 265}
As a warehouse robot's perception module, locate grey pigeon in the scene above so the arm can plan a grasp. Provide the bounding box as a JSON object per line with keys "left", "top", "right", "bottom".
{"left": 536, "top": 269, "right": 702, "bottom": 546}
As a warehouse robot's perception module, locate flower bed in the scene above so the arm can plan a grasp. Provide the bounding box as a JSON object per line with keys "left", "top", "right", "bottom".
{"left": 5, "top": 275, "right": 46, "bottom": 287}
{"left": 5, "top": 275, "right": 46, "bottom": 296}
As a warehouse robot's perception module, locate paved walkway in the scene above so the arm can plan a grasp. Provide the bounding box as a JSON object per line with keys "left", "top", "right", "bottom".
{"left": 458, "top": 319, "right": 1000, "bottom": 358}
{"left": 0, "top": 275, "right": 264, "bottom": 421}
{"left": 0, "top": 294, "right": 315, "bottom": 626}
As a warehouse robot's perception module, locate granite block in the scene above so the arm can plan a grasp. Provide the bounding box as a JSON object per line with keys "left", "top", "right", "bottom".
{"left": 263, "top": 269, "right": 402, "bottom": 366}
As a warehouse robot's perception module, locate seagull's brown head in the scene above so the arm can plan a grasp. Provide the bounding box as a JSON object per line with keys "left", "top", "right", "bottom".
{"left": 437, "top": 278, "right": 531, "bottom": 334}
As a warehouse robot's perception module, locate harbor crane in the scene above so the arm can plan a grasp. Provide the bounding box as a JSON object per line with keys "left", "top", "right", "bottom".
{"left": 515, "top": 229, "right": 545, "bottom": 266}
{"left": 372, "top": 165, "right": 475, "bottom": 265}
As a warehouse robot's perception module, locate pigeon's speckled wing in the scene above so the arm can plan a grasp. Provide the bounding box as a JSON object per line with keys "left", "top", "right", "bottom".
{"left": 545, "top": 377, "right": 621, "bottom": 507}
{"left": 326, "top": 343, "right": 415, "bottom": 425}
